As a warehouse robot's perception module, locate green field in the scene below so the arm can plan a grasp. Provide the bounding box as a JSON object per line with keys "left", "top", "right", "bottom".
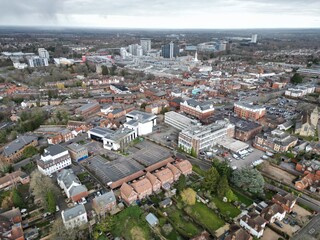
{"left": 166, "top": 205, "right": 201, "bottom": 238}
{"left": 111, "top": 206, "right": 151, "bottom": 240}
{"left": 184, "top": 202, "right": 225, "bottom": 234}
{"left": 212, "top": 197, "right": 241, "bottom": 218}
{"left": 232, "top": 189, "right": 253, "bottom": 206}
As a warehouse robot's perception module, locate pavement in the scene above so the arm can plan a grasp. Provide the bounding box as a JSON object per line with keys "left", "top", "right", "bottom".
{"left": 292, "top": 214, "right": 320, "bottom": 240}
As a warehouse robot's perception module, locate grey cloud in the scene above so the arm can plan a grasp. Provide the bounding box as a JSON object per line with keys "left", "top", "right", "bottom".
{"left": 0, "top": 0, "right": 319, "bottom": 26}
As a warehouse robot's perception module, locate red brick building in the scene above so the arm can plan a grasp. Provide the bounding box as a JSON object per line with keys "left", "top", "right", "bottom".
{"left": 180, "top": 99, "right": 214, "bottom": 120}
{"left": 272, "top": 193, "right": 297, "bottom": 213}
{"left": 234, "top": 102, "right": 266, "bottom": 121}
{"left": 75, "top": 101, "right": 100, "bottom": 117}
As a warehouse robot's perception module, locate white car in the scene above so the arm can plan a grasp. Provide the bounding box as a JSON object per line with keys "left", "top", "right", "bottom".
{"left": 262, "top": 155, "right": 269, "bottom": 160}
{"left": 232, "top": 154, "right": 239, "bottom": 159}
{"left": 232, "top": 166, "right": 238, "bottom": 170}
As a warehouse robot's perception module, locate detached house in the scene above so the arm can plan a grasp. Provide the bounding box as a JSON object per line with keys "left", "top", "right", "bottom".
{"left": 61, "top": 205, "right": 88, "bottom": 229}
{"left": 260, "top": 203, "right": 286, "bottom": 223}
{"left": 225, "top": 225, "right": 252, "bottom": 240}
{"left": 240, "top": 213, "right": 268, "bottom": 238}
{"left": 92, "top": 191, "right": 117, "bottom": 216}
{"left": 272, "top": 193, "right": 297, "bottom": 213}
{"left": 57, "top": 169, "right": 88, "bottom": 202}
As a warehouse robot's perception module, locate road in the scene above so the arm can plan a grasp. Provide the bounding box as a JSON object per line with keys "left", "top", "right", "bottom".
{"left": 292, "top": 214, "right": 320, "bottom": 240}
{"left": 265, "top": 183, "right": 320, "bottom": 213}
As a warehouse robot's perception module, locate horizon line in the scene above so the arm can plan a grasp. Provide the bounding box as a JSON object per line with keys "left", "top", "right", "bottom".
{"left": 0, "top": 25, "right": 320, "bottom": 31}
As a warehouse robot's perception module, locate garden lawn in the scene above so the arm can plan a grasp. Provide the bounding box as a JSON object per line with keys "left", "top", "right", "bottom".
{"left": 232, "top": 188, "right": 253, "bottom": 206}
{"left": 77, "top": 172, "right": 90, "bottom": 182}
{"left": 111, "top": 206, "right": 151, "bottom": 240}
{"left": 184, "top": 202, "right": 224, "bottom": 234}
{"left": 166, "top": 205, "right": 201, "bottom": 238}
{"left": 192, "top": 165, "right": 207, "bottom": 176}
{"left": 212, "top": 197, "right": 241, "bottom": 218}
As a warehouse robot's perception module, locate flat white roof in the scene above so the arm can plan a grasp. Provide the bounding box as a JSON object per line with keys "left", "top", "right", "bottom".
{"left": 218, "top": 137, "right": 249, "bottom": 153}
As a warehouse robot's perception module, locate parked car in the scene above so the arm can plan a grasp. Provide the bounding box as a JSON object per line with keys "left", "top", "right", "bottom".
{"left": 283, "top": 218, "right": 289, "bottom": 224}
{"left": 290, "top": 211, "right": 297, "bottom": 218}
{"left": 275, "top": 221, "right": 283, "bottom": 228}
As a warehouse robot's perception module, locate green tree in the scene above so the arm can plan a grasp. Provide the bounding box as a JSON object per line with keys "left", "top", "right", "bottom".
{"left": 290, "top": 73, "right": 303, "bottom": 84}
{"left": 22, "top": 146, "right": 38, "bottom": 159}
{"left": 203, "top": 167, "right": 220, "bottom": 193}
{"left": 217, "top": 175, "right": 229, "bottom": 198}
{"left": 140, "top": 103, "right": 147, "bottom": 109}
{"left": 231, "top": 168, "right": 265, "bottom": 196}
{"left": 12, "top": 189, "right": 25, "bottom": 208}
{"left": 93, "top": 216, "right": 115, "bottom": 239}
{"left": 46, "top": 190, "right": 56, "bottom": 213}
{"left": 101, "top": 65, "right": 109, "bottom": 75}
{"left": 110, "top": 64, "right": 117, "bottom": 76}
{"left": 181, "top": 188, "right": 196, "bottom": 205}
{"left": 212, "top": 159, "right": 232, "bottom": 178}
{"left": 160, "top": 107, "right": 169, "bottom": 115}
{"left": 51, "top": 218, "right": 80, "bottom": 240}
{"left": 30, "top": 170, "right": 60, "bottom": 210}
{"left": 175, "top": 174, "right": 186, "bottom": 193}
{"left": 225, "top": 189, "right": 238, "bottom": 202}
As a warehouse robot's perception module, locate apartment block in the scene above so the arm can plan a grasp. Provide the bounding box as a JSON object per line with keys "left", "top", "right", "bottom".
{"left": 178, "top": 120, "right": 235, "bottom": 155}
{"left": 234, "top": 102, "right": 266, "bottom": 120}
{"left": 180, "top": 99, "right": 214, "bottom": 120}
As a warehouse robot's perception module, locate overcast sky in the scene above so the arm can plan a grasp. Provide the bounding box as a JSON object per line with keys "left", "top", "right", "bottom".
{"left": 0, "top": 0, "right": 319, "bottom": 29}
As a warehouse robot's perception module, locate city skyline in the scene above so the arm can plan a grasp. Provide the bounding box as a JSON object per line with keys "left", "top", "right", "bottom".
{"left": 0, "top": 0, "right": 319, "bottom": 29}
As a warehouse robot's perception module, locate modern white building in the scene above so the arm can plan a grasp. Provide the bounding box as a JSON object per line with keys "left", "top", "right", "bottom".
{"left": 13, "top": 62, "right": 28, "bottom": 69}
{"left": 251, "top": 34, "right": 258, "bottom": 43}
{"left": 28, "top": 56, "right": 48, "bottom": 68}
{"left": 164, "top": 111, "right": 201, "bottom": 131}
{"left": 137, "top": 46, "right": 143, "bottom": 57}
{"left": 37, "top": 145, "right": 72, "bottom": 176}
{"left": 140, "top": 38, "right": 151, "bottom": 55}
{"left": 285, "top": 85, "right": 315, "bottom": 98}
{"left": 120, "top": 47, "right": 129, "bottom": 59}
{"left": 178, "top": 120, "right": 235, "bottom": 155}
{"left": 38, "top": 48, "right": 49, "bottom": 59}
{"left": 61, "top": 204, "right": 88, "bottom": 229}
{"left": 124, "top": 110, "right": 157, "bottom": 136}
{"left": 88, "top": 126, "right": 136, "bottom": 151}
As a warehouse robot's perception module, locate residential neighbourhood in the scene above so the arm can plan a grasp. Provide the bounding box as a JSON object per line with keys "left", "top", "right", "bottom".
{"left": 0, "top": 19, "right": 320, "bottom": 240}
